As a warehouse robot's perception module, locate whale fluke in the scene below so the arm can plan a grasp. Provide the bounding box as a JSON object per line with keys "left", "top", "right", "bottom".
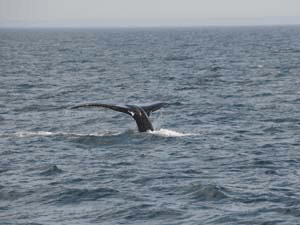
{"left": 71, "top": 103, "right": 167, "bottom": 132}
{"left": 141, "top": 103, "right": 168, "bottom": 116}
{"left": 71, "top": 103, "right": 131, "bottom": 115}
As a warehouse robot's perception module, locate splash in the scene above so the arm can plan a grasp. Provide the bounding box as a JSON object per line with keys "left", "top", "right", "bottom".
{"left": 149, "top": 129, "right": 194, "bottom": 137}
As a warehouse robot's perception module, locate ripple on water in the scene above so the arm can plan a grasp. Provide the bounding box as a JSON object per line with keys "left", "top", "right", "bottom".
{"left": 0, "top": 190, "right": 22, "bottom": 201}
{"left": 47, "top": 187, "right": 119, "bottom": 205}
{"left": 94, "top": 203, "right": 185, "bottom": 224}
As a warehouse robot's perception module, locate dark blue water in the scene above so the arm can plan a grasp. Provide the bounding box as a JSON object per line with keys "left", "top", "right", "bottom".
{"left": 1, "top": 26, "right": 300, "bottom": 225}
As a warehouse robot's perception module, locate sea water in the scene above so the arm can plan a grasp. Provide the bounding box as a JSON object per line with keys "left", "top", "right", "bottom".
{"left": 0, "top": 26, "right": 300, "bottom": 224}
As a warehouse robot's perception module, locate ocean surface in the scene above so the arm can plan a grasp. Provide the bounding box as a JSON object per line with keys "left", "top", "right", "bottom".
{"left": 0, "top": 26, "right": 300, "bottom": 225}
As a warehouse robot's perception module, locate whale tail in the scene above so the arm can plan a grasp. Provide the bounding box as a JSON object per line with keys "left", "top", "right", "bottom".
{"left": 71, "top": 103, "right": 167, "bottom": 115}
{"left": 71, "top": 103, "right": 167, "bottom": 132}
{"left": 71, "top": 103, "right": 131, "bottom": 115}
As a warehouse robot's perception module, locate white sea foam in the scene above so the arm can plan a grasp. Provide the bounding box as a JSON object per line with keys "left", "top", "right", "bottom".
{"left": 16, "top": 131, "right": 55, "bottom": 138}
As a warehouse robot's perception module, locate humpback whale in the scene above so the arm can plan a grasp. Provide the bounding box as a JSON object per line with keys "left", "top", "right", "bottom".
{"left": 71, "top": 103, "right": 167, "bottom": 132}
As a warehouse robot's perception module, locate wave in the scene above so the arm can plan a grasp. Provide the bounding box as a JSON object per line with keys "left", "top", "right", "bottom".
{"left": 39, "top": 165, "right": 64, "bottom": 176}
{"left": 182, "top": 183, "right": 229, "bottom": 201}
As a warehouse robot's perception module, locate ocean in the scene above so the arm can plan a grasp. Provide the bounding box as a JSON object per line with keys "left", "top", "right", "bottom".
{"left": 0, "top": 26, "right": 300, "bottom": 224}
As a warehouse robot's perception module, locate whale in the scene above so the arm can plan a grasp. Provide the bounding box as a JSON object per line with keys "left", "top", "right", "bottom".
{"left": 71, "top": 103, "right": 167, "bottom": 132}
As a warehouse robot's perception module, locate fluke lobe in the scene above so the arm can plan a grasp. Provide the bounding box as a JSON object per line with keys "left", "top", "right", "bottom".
{"left": 71, "top": 103, "right": 167, "bottom": 132}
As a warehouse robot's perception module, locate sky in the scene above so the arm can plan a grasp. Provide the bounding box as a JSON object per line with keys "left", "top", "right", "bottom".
{"left": 1, "top": 0, "right": 300, "bottom": 27}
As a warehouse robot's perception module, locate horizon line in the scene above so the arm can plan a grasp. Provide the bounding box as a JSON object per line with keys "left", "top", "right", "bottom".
{"left": 1, "top": 17, "right": 300, "bottom": 29}
{"left": 1, "top": 23, "right": 300, "bottom": 29}
{"left": 0, "top": 16, "right": 300, "bottom": 28}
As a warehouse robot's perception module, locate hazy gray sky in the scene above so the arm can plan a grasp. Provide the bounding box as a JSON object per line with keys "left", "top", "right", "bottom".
{"left": 1, "top": 0, "right": 300, "bottom": 27}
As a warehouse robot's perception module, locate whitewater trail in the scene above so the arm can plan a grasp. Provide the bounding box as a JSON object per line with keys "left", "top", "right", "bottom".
{"left": 0, "top": 129, "right": 194, "bottom": 139}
